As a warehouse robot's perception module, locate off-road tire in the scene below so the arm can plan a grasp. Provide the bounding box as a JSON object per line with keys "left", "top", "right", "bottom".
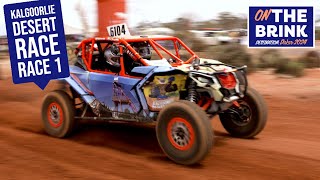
{"left": 156, "top": 100, "right": 213, "bottom": 165}
{"left": 42, "top": 90, "right": 76, "bottom": 138}
{"left": 219, "top": 87, "right": 268, "bottom": 138}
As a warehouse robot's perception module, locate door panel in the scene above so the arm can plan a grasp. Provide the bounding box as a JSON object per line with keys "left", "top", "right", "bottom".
{"left": 88, "top": 73, "right": 141, "bottom": 113}
{"left": 88, "top": 72, "right": 115, "bottom": 109}
{"left": 116, "top": 76, "right": 141, "bottom": 113}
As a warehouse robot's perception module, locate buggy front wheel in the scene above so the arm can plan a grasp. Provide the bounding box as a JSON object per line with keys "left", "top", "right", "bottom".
{"left": 156, "top": 100, "right": 213, "bottom": 165}
{"left": 219, "top": 87, "right": 268, "bottom": 138}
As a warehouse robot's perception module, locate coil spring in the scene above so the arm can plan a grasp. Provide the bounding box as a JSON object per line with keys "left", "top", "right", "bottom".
{"left": 187, "top": 81, "right": 198, "bottom": 103}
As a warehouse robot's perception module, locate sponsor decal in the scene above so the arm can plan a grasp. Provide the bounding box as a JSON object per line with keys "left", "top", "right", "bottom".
{"left": 143, "top": 75, "right": 187, "bottom": 111}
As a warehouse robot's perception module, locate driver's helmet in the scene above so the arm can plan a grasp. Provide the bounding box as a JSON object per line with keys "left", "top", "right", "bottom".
{"left": 104, "top": 44, "right": 121, "bottom": 72}
{"left": 131, "top": 42, "right": 152, "bottom": 60}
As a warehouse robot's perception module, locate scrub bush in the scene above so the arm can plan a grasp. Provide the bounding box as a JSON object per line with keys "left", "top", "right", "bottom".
{"left": 206, "top": 44, "right": 253, "bottom": 71}
{"left": 275, "top": 61, "right": 305, "bottom": 77}
{"left": 258, "top": 49, "right": 284, "bottom": 68}
{"left": 299, "top": 51, "right": 320, "bottom": 68}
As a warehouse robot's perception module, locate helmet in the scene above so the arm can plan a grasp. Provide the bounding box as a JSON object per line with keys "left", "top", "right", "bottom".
{"left": 131, "top": 42, "right": 152, "bottom": 60}
{"left": 104, "top": 44, "right": 121, "bottom": 72}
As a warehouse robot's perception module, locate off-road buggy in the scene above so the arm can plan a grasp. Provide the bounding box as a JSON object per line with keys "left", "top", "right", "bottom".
{"left": 42, "top": 34, "right": 267, "bottom": 165}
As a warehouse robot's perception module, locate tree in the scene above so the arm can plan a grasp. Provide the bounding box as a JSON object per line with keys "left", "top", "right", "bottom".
{"left": 216, "top": 12, "right": 247, "bottom": 30}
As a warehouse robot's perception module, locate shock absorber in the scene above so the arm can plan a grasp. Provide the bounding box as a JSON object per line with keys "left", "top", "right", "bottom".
{"left": 187, "top": 80, "right": 198, "bottom": 103}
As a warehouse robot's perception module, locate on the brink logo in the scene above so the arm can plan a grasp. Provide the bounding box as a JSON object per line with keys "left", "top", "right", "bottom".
{"left": 249, "top": 7, "right": 314, "bottom": 48}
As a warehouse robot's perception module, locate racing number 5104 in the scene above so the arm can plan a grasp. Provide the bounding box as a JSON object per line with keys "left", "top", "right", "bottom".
{"left": 110, "top": 25, "right": 126, "bottom": 36}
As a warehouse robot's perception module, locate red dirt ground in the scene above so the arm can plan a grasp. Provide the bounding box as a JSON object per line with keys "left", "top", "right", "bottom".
{"left": 0, "top": 70, "right": 319, "bottom": 179}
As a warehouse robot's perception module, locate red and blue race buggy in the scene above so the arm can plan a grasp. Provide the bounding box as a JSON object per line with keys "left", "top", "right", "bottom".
{"left": 41, "top": 34, "right": 268, "bottom": 165}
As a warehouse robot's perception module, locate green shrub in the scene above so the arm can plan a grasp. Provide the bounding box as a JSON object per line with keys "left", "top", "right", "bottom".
{"left": 190, "top": 38, "right": 208, "bottom": 52}
{"left": 258, "top": 49, "right": 284, "bottom": 68}
{"left": 174, "top": 31, "right": 193, "bottom": 46}
{"left": 299, "top": 51, "right": 320, "bottom": 68}
{"left": 206, "top": 44, "right": 253, "bottom": 71}
{"left": 316, "top": 30, "right": 320, "bottom": 40}
{"left": 275, "top": 61, "right": 305, "bottom": 77}
{"left": 174, "top": 31, "right": 206, "bottom": 53}
{"left": 66, "top": 44, "right": 78, "bottom": 65}
{"left": 274, "top": 57, "right": 290, "bottom": 70}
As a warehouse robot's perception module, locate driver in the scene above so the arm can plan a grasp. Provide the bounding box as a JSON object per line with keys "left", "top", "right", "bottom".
{"left": 123, "top": 42, "right": 152, "bottom": 74}
{"left": 131, "top": 42, "right": 152, "bottom": 60}
{"left": 104, "top": 44, "right": 121, "bottom": 73}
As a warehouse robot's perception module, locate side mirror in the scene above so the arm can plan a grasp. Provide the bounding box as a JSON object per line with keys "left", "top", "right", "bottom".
{"left": 192, "top": 58, "right": 200, "bottom": 70}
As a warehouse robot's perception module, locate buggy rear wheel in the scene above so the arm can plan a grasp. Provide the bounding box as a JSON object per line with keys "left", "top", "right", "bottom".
{"left": 156, "top": 100, "right": 213, "bottom": 165}
{"left": 41, "top": 90, "right": 76, "bottom": 138}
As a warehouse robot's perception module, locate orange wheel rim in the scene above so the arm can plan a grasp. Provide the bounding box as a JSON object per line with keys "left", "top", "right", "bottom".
{"left": 167, "top": 117, "right": 195, "bottom": 151}
{"left": 47, "top": 102, "right": 64, "bottom": 128}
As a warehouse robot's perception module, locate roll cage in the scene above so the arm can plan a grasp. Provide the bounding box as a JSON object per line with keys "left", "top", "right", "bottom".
{"left": 74, "top": 36, "right": 199, "bottom": 77}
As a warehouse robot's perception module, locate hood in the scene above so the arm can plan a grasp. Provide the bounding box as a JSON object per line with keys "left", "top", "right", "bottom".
{"left": 135, "top": 58, "right": 234, "bottom": 75}
{"left": 175, "top": 58, "right": 234, "bottom": 74}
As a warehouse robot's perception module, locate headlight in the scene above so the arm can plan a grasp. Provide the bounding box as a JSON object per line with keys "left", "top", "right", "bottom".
{"left": 190, "top": 73, "right": 214, "bottom": 85}
{"left": 217, "top": 73, "right": 236, "bottom": 89}
{"left": 197, "top": 76, "right": 210, "bottom": 83}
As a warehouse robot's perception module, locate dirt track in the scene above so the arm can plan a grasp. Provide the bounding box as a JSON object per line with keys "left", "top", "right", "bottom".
{"left": 0, "top": 70, "right": 319, "bottom": 179}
